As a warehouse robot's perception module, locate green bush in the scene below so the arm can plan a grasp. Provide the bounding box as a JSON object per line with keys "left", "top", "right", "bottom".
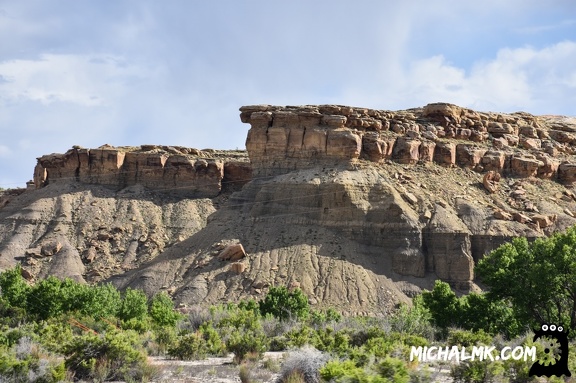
{"left": 0, "top": 266, "right": 30, "bottom": 309}
{"left": 259, "top": 286, "right": 309, "bottom": 321}
{"left": 447, "top": 329, "right": 493, "bottom": 348}
{"left": 119, "top": 288, "right": 149, "bottom": 322}
{"left": 450, "top": 359, "right": 505, "bottom": 383}
{"left": 63, "top": 329, "right": 147, "bottom": 381}
{"left": 199, "top": 322, "right": 226, "bottom": 356}
{"left": 167, "top": 332, "right": 209, "bottom": 360}
{"left": 225, "top": 327, "right": 269, "bottom": 364}
{"left": 149, "top": 292, "right": 182, "bottom": 327}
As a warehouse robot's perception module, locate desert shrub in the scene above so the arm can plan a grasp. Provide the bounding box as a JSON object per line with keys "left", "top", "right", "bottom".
{"left": 314, "top": 327, "right": 350, "bottom": 355}
{"left": 225, "top": 327, "right": 269, "bottom": 364}
{"left": 0, "top": 266, "right": 31, "bottom": 309}
{"left": 198, "top": 322, "right": 226, "bottom": 356}
{"left": 153, "top": 325, "right": 177, "bottom": 355}
{"left": 310, "top": 308, "right": 342, "bottom": 326}
{"left": 119, "top": 288, "right": 148, "bottom": 322}
{"left": 149, "top": 292, "right": 182, "bottom": 327}
{"left": 320, "top": 359, "right": 383, "bottom": 383}
{"left": 259, "top": 286, "right": 309, "bottom": 321}
{"left": 285, "top": 325, "right": 321, "bottom": 349}
{"left": 447, "top": 329, "right": 493, "bottom": 348}
{"left": 62, "top": 329, "right": 147, "bottom": 381}
{"left": 450, "top": 359, "right": 505, "bottom": 383}
{"left": 216, "top": 305, "right": 262, "bottom": 331}
{"left": 374, "top": 356, "right": 410, "bottom": 383}
{"left": 277, "top": 346, "right": 329, "bottom": 383}
{"left": 0, "top": 337, "right": 66, "bottom": 383}
{"left": 389, "top": 298, "right": 435, "bottom": 340}
{"left": 167, "top": 332, "right": 208, "bottom": 360}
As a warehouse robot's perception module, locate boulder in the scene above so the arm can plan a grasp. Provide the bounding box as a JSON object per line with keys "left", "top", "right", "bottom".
{"left": 392, "top": 137, "right": 420, "bottom": 164}
{"left": 41, "top": 240, "right": 62, "bottom": 256}
{"left": 483, "top": 171, "right": 501, "bottom": 194}
{"left": 433, "top": 142, "right": 456, "bottom": 167}
{"left": 218, "top": 244, "right": 247, "bottom": 261}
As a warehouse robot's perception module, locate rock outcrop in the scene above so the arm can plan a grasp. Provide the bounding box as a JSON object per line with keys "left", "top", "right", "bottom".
{"left": 1, "top": 102, "right": 576, "bottom": 314}
{"left": 34, "top": 145, "right": 251, "bottom": 198}
{"left": 240, "top": 103, "right": 575, "bottom": 184}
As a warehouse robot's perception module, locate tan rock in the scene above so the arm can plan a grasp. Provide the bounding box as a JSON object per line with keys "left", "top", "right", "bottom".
{"left": 392, "top": 137, "right": 420, "bottom": 164}
{"left": 218, "top": 243, "right": 247, "bottom": 261}
{"left": 419, "top": 141, "right": 436, "bottom": 162}
{"left": 230, "top": 262, "right": 246, "bottom": 274}
{"left": 512, "top": 212, "right": 531, "bottom": 224}
{"left": 483, "top": 171, "right": 501, "bottom": 193}
{"left": 433, "top": 142, "right": 456, "bottom": 167}
{"left": 481, "top": 151, "right": 506, "bottom": 172}
{"left": 510, "top": 155, "right": 543, "bottom": 178}
{"left": 531, "top": 214, "right": 557, "bottom": 228}
{"left": 494, "top": 209, "right": 512, "bottom": 220}
{"left": 41, "top": 240, "right": 62, "bottom": 256}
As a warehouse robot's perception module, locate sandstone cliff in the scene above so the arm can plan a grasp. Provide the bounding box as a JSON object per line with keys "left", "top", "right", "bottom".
{"left": 1, "top": 103, "right": 576, "bottom": 314}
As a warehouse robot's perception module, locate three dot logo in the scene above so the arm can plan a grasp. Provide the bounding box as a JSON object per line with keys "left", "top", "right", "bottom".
{"left": 529, "top": 324, "right": 571, "bottom": 377}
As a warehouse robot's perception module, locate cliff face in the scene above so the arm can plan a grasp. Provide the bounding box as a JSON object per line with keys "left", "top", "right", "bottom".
{"left": 240, "top": 102, "right": 576, "bottom": 181}
{"left": 34, "top": 145, "right": 252, "bottom": 197}
{"left": 1, "top": 103, "right": 576, "bottom": 314}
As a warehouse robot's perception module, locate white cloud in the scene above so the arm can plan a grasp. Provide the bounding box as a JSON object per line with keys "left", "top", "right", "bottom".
{"left": 0, "top": 54, "right": 152, "bottom": 106}
{"left": 397, "top": 41, "right": 576, "bottom": 114}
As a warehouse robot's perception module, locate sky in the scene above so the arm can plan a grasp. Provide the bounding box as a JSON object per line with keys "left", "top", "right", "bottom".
{"left": 0, "top": 1, "right": 575, "bottom": 188}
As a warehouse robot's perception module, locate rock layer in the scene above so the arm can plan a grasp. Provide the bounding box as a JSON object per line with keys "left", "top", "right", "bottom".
{"left": 34, "top": 145, "right": 251, "bottom": 198}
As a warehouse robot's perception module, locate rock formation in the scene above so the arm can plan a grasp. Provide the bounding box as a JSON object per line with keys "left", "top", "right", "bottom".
{"left": 1, "top": 102, "right": 576, "bottom": 314}
{"left": 34, "top": 145, "right": 251, "bottom": 198}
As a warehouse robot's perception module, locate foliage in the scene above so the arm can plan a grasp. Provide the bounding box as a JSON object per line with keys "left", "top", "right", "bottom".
{"left": 389, "top": 298, "right": 435, "bottom": 339}
{"left": 420, "top": 280, "right": 522, "bottom": 338}
{"left": 63, "top": 329, "right": 147, "bottom": 381}
{"left": 225, "top": 327, "right": 269, "bottom": 364}
{"left": 119, "top": 288, "right": 149, "bottom": 322}
{"left": 167, "top": 332, "right": 209, "bottom": 360}
{"left": 450, "top": 359, "right": 505, "bottom": 383}
{"left": 446, "top": 329, "right": 493, "bottom": 347}
{"left": 259, "top": 286, "right": 309, "bottom": 321}
{"left": 0, "top": 266, "right": 30, "bottom": 309}
{"left": 149, "top": 292, "right": 182, "bottom": 327}
{"left": 277, "top": 347, "right": 328, "bottom": 383}
{"left": 476, "top": 228, "right": 576, "bottom": 333}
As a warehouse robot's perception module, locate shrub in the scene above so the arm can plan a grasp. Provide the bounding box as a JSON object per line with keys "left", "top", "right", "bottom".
{"left": 277, "top": 346, "right": 329, "bottom": 383}
{"left": 447, "top": 329, "right": 493, "bottom": 348}
{"left": 119, "top": 288, "right": 149, "bottom": 322}
{"left": 62, "top": 329, "right": 147, "bottom": 381}
{"left": 225, "top": 327, "right": 269, "bottom": 364}
{"left": 0, "top": 266, "right": 30, "bottom": 309}
{"left": 167, "top": 332, "right": 208, "bottom": 360}
{"left": 450, "top": 359, "right": 505, "bottom": 383}
{"left": 259, "top": 286, "right": 309, "bottom": 321}
{"left": 149, "top": 292, "right": 182, "bottom": 327}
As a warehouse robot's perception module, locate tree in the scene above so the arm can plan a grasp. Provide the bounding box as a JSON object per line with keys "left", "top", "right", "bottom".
{"left": 259, "top": 286, "right": 309, "bottom": 321}
{"left": 0, "top": 266, "right": 30, "bottom": 308}
{"left": 476, "top": 226, "right": 576, "bottom": 333}
{"left": 119, "top": 288, "right": 148, "bottom": 322}
{"left": 149, "top": 292, "right": 181, "bottom": 327}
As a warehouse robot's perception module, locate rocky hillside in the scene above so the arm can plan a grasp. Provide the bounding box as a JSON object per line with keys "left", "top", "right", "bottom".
{"left": 1, "top": 103, "right": 576, "bottom": 315}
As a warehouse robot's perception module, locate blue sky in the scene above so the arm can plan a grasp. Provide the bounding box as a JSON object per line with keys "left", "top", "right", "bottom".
{"left": 1, "top": 1, "right": 575, "bottom": 188}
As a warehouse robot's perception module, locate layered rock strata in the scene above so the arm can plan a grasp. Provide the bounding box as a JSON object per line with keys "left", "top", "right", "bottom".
{"left": 34, "top": 145, "right": 251, "bottom": 198}
{"left": 240, "top": 103, "right": 576, "bottom": 184}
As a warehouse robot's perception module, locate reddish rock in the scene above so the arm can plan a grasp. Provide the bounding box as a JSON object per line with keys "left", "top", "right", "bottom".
{"left": 520, "top": 137, "right": 541, "bottom": 150}
{"left": 536, "top": 154, "right": 559, "bottom": 179}
{"left": 456, "top": 144, "right": 487, "bottom": 169}
{"left": 392, "top": 137, "right": 420, "bottom": 164}
{"left": 361, "top": 133, "right": 386, "bottom": 162}
{"left": 531, "top": 214, "right": 556, "bottom": 228}
{"left": 481, "top": 151, "right": 506, "bottom": 172}
{"left": 483, "top": 171, "right": 501, "bottom": 194}
{"left": 41, "top": 240, "right": 62, "bottom": 256}
{"left": 218, "top": 244, "right": 247, "bottom": 261}
{"left": 558, "top": 162, "right": 576, "bottom": 184}
{"left": 510, "top": 155, "right": 543, "bottom": 178}
{"left": 433, "top": 142, "right": 456, "bottom": 167}
{"left": 230, "top": 262, "right": 246, "bottom": 274}
{"left": 419, "top": 141, "right": 436, "bottom": 162}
